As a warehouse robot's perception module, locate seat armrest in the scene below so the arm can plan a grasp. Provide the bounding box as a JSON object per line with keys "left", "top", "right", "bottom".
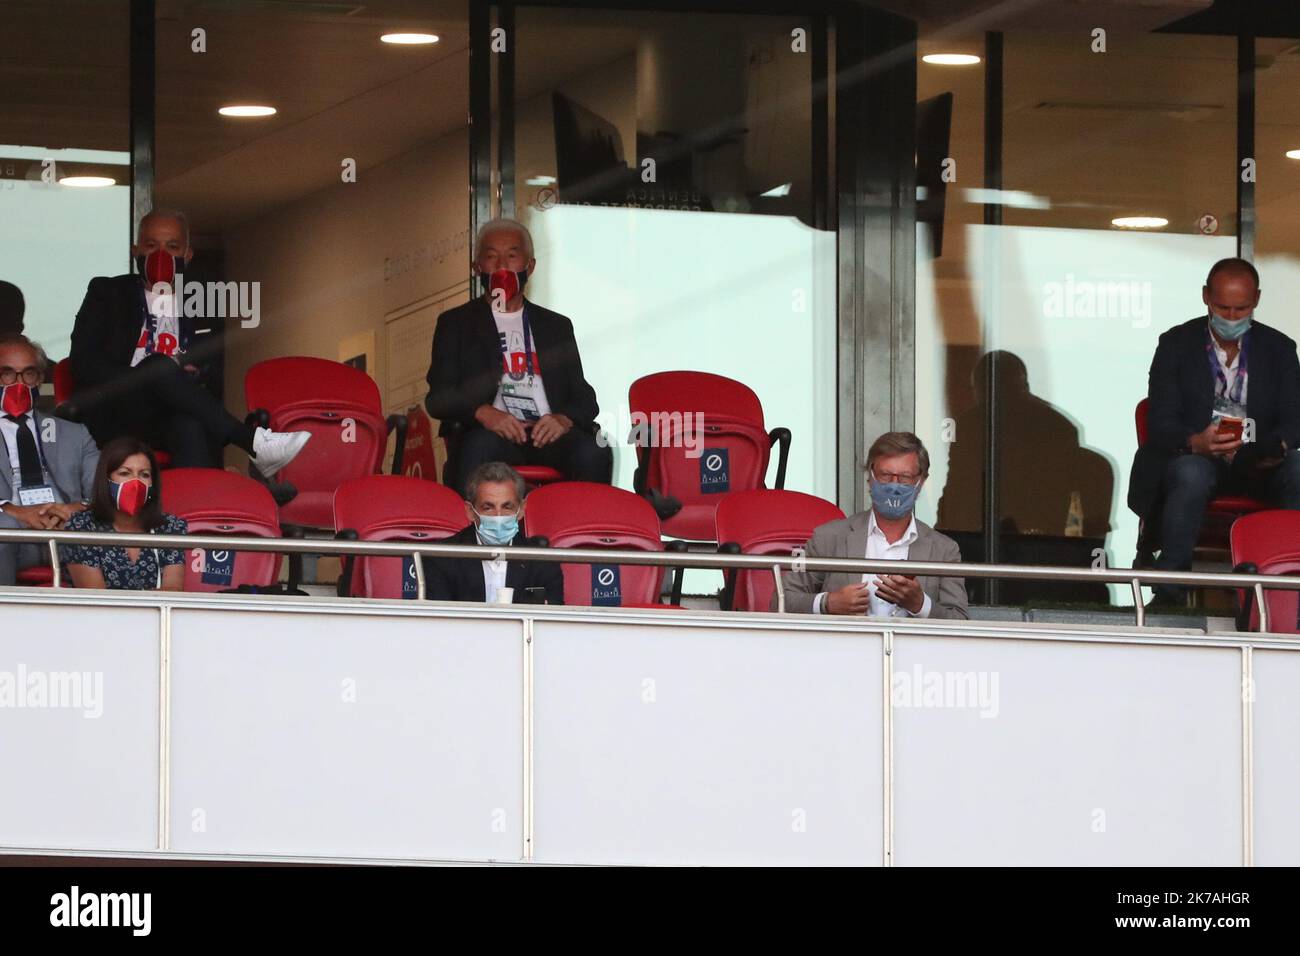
{"left": 768, "top": 427, "right": 792, "bottom": 489}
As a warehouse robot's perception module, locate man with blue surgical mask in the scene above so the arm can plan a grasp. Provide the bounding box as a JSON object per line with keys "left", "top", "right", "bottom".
{"left": 777, "top": 432, "right": 968, "bottom": 619}
{"left": 1129, "top": 257, "right": 1300, "bottom": 605}
{"left": 420, "top": 460, "right": 564, "bottom": 604}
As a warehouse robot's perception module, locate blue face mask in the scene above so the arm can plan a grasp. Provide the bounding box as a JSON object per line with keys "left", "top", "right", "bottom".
{"left": 475, "top": 510, "right": 519, "bottom": 545}
{"left": 869, "top": 477, "right": 920, "bottom": 520}
{"left": 1209, "top": 310, "right": 1252, "bottom": 342}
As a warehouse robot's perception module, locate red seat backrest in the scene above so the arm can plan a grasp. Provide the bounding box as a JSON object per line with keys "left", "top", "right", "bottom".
{"left": 158, "top": 467, "right": 283, "bottom": 592}
{"left": 245, "top": 357, "right": 389, "bottom": 499}
{"left": 524, "top": 481, "right": 666, "bottom": 607}
{"left": 715, "top": 489, "right": 846, "bottom": 612}
{"left": 334, "top": 475, "right": 468, "bottom": 599}
{"left": 53, "top": 358, "right": 76, "bottom": 407}
{"left": 629, "top": 371, "right": 772, "bottom": 513}
{"left": 1135, "top": 398, "right": 1149, "bottom": 447}
{"left": 1230, "top": 510, "right": 1300, "bottom": 633}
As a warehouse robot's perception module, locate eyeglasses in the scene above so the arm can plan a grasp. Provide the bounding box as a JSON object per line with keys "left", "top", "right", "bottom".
{"left": 0, "top": 367, "right": 41, "bottom": 387}
{"left": 872, "top": 469, "right": 923, "bottom": 486}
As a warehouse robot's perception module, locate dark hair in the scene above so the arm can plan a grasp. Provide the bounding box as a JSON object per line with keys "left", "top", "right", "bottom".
{"left": 866, "top": 431, "right": 930, "bottom": 477}
{"left": 1205, "top": 257, "right": 1259, "bottom": 290}
{"left": 90, "top": 436, "right": 166, "bottom": 529}
{"left": 463, "top": 460, "right": 526, "bottom": 503}
{"left": 0, "top": 281, "right": 23, "bottom": 334}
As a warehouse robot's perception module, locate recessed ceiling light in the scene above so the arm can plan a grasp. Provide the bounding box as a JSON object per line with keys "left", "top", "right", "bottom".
{"left": 381, "top": 32, "right": 439, "bottom": 45}
{"left": 1111, "top": 216, "right": 1168, "bottom": 229}
{"left": 923, "top": 53, "right": 981, "bottom": 66}
{"left": 59, "top": 175, "right": 116, "bottom": 188}
{"left": 526, "top": 175, "right": 557, "bottom": 186}
{"left": 218, "top": 105, "right": 277, "bottom": 118}
{"left": 1287, "top": 148, "right": 1300, "bottom": 160}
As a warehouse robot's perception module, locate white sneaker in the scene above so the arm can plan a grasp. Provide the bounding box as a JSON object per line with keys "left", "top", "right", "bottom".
{"left": 252, "top": 427, "right": 311, "bottom": 479}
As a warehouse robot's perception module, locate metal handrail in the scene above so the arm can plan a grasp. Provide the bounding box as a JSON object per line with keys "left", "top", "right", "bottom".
{"left": 1, "top": 527, "right": 1291, "bottom": 631}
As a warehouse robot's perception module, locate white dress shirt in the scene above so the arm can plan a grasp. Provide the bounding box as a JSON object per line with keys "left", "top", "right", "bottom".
{"left": 477, "top": 528, "right": 509, "bottom": 602}
{"left": 1209, "top": 320, "right": 1246, "bottom": 403}
{"left": 813, "top": 511, "right": 933, "bottom": 618}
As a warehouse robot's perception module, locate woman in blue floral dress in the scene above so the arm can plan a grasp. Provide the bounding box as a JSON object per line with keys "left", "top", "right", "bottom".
{"left": 60, "top": 437, "right": 187, "bottom": 590}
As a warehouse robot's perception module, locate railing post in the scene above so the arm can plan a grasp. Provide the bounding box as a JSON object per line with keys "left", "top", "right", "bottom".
{"left": 413, "top": 550, "right": 426, "bottom": 601}
{"left": 1132, "top": 578, "right": 1145, "bottom": 627}
{"left": 772, "top": 564, "right": 785, "bottom": 613}
{"left": 1255, "top": 583, "right": 1269, "bottom": 633}
{"left": 48, "top": 539, "right": 61, "bottom": 588}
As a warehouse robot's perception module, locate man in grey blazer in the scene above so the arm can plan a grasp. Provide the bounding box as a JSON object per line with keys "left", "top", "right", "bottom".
{"left": 0, "top": 334, "right": 100, "bottom": 585}
{"left": 776, "top": 431, "right": 968, "bottom": 619}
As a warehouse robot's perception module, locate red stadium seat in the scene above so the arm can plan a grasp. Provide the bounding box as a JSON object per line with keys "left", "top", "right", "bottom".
{"left": 333, "top": 475, "right": 467, "bottom": 599}
{"left": 52, "top": 357, "right": 76, "bottom": 409}
{"left": 715, "top": 489, "right": 846, "bottom": 612}
{"left": 245, "top": 357, "right": 407, "bottom": 530}
{"left": 1134, "top": 397, "right": 1266, "bottom": 565}
{"left": 629, "top": 371, "right": 790, "bottom": 542}
{"left": 515, "top": 464, "right": 564, "bottom": 488}
{"left": 15, "top": 564, "right": 69, "bottom": 587}
{"left": 1230, "top": 511, "right": 1300, "bottom": 633}
{"left": 524, "top": 481, "right": 683, "bottom": 607}
{"left": 160, "top": 467, "right": 286, "bottom": 592}
{"left": 435, "top": 433, "right": 564, "bottom": 491}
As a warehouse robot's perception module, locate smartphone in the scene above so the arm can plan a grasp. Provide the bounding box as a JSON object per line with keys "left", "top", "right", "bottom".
{"left": 1216, "top": 416, "right": 1244, "bottom": 441}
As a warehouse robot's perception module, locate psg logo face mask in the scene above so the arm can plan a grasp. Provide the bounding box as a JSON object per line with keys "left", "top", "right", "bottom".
{"left": 135, "top": 249, "right": 186, "bottom": 290}
{"left": 1, "top": 383, "right": 34, "bottom": 417}
{"left": 108, "top": 477, "right": 151, "bottom": 516}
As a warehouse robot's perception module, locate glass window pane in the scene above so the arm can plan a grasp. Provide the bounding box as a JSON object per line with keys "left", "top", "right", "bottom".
{"left": 0, "top": 0, "right": 130, "bottom": 361}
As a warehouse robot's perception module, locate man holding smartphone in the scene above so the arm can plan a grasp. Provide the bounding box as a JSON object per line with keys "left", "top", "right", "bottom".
{"left": 776, "top": 432, "right": 969, "bottom": 619}
{"left": 1129, "top": 257, "right": 1300, "bottom": 604}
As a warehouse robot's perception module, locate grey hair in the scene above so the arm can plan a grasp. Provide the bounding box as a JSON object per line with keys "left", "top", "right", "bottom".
{"left": 473, "top": 217, "right": 534, "bottom": 261}
{"left": 139, "top": 207, "right": 191, "bottom": 246}
{"left": 463, "top": 460, "right": 527, "bottom": 504}
{"left": 866, "top": 431, "right": 930, "bottom": 476}
{"left": 0, "top": 332, "right": 48, "bottom": 374}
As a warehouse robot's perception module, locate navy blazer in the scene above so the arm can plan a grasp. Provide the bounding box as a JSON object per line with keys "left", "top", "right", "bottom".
{"left": 1128, "top": 316, "right": 1300, "bottom": 519}
{"left": 419, "top": 524, "right": 565, "bottom": 604}
{"left": 424, "top": 296, "right": 600, "bottom": 436}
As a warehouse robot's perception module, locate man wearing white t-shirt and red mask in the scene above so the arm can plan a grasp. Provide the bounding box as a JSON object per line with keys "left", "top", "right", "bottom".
{"left": 425, "top": 218, "right": 612, "bottom": 494}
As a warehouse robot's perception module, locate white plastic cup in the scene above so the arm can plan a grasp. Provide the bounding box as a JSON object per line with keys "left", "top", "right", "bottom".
{"left": 494, "top": 587, "right": 515, "bottom": 605}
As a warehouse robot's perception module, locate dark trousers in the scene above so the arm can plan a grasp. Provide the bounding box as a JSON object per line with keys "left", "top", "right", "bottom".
{"left": 1155, "top": 451, "right": 1300, "bottom": 596}
{"left": 447, "top": 425, "right": 613, "bottom": 496}
{"left": 83, "top": 354, "right": 247, "bottom": 468}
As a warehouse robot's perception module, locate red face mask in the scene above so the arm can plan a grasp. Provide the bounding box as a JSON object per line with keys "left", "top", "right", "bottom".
{"left": 1, "top": 383, "right": 34, "bottom": 417}
{"left": 138, "top": 249, "right": 184, "bottom": 289}
{"left": 109, "top": 477, "right": 150, "bottom": 516}
{"left": 482, "top": 267, "right": 528, "bottom": 308}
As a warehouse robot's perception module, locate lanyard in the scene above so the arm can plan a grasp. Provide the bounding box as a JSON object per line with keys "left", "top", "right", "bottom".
{"left": 498, "top": 310, "right": 535, "bottom": 384}
{"left": 1205, "top": 327, "right": 1249, "bottom": 405}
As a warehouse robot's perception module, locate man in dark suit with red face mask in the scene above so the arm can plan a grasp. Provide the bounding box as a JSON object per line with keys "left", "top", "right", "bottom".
{"left": 425, "top": 218, "right": 612, "bottom": 494}
{"left": 69, "top": 208, "right": 309, "bottom": 475}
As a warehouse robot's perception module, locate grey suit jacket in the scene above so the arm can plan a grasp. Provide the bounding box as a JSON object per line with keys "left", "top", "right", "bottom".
{"left": 774, "top": 510, "right": 969, "bottom": 619}
{"left": 0, "top": 413, "right": 100, "bottom": 526}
